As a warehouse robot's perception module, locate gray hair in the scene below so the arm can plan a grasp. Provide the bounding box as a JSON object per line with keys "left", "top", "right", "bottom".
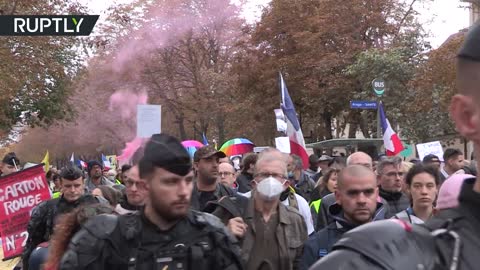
{"left": 291, "top": 154, "right": 303, "bottom": 170}
{"left": 376, "top": 156, "right": 403, "bottom": 175}
{"left": 255, "top": 148, "right": 288, "bottom": 176}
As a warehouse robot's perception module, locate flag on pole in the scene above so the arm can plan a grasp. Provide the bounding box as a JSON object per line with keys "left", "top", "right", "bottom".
{"left": 279, "top": 73, "right": 309, "bottom": 169}
{"left": 379, "top": 103, "right": 404, "bottom": 156}
{"left": 41, "top": 151, "right": 49, "bottom": 172}
{"left": 202, "top": 133, "right": 209, "bottom": 146}
{"left": 70, "top": 152, "right": 74, "bottom": 164}
{"left": 102, "top": 154, "right": 111, "bottom": 169}
{"left": 78, "top": 160, "right": 87, "bottom": 169}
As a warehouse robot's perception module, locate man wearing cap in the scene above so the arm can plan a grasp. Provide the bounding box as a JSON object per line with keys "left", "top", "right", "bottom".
{"left": 60, "top": 134, "right": 242, "bottom": 270}
{"left": 310, "top": 22, "right": 480, "bottom": 270}
{"left": 317, "top": 155, "right": 332, "bottom": 177}
{"left": 422, "top": 154, "right": 441, "bottom": 170}
{"left": 0, "top": 152, "right": 19, "bottom": 176}
{"left": 305, "top": 154, "right": 320, "bottom": 182}
{"left": 84, "top": 160, "right": 115, "bottom": 193}
{"left": 191, "top": 145, "right": 235, "bottom": 211}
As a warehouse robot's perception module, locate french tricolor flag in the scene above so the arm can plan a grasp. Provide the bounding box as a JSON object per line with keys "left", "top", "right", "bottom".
{"left": 279, "top": 73, "right": 309, "bottom": 169}
{"left": 78, "top": 160, "right": 87, "bottom": 169}
{"left": 379, "top": 103, "right": 404, "bottom": 156}
{"left": 102, "top": 154, "right": 111, "bottom": 170}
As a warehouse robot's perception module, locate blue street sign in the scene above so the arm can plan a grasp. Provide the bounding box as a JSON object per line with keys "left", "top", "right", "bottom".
{"left": 350, "top": 101, "right": 378, "bottom": 109}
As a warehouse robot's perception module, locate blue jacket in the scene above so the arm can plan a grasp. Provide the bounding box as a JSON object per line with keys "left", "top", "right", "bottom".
{"left": 300, "top": 201, "right": 386, "bottom": 270}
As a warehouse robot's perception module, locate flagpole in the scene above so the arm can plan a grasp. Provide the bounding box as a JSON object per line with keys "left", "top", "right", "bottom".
{"left": 377, "top": 100, "right": 382, "bottom": 138}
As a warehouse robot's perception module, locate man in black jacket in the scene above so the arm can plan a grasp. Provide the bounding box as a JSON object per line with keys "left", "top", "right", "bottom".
{"left": 235, "top": 153, "right": 257, "bottom": 193}
{"left": 301, "top": 165, "right": 385, "bottom": 269}
{"left": 377, "top": 157, "right": 410, "bottom": 218}
{"left": 22, "top": 166, "right": 101, "bottom": 270}
{"left": 191, "top": 145, "right": 235, "bottom": 211}
{"left": 310, "top": 21, "right": 480, "bottom": 270}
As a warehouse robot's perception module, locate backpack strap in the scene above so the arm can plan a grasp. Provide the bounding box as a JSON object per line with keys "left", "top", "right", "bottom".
{"left": 288, "top": 192, "right": 299, "bottom": 211}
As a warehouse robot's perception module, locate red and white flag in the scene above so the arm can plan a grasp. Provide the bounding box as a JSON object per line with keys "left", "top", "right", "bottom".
{"left": 379, "top": 103, "right": 404, "bottom": 156}
{"left": 279, "top": 73, "right": 309, "bottom": 169}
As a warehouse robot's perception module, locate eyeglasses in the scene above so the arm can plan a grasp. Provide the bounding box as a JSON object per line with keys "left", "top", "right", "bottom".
{"left": 254, "top": 172, "right": 287, "bottom": 181}
{"left": 219, "top": 172, "right": 234, "bottom": 177}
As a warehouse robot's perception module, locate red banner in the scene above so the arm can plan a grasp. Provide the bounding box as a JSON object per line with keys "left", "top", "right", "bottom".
{"left": 0, "top": 165, "right": 51, "bottom": 259}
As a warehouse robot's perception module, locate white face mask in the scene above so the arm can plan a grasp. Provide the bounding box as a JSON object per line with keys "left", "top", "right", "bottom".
{"left": 255, "top": 176, "right": 285, "bottom": 201}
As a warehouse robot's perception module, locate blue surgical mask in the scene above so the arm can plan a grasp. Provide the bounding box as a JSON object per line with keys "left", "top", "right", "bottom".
{"left": 287, "top": 171, "right": 294, "bottom": 179}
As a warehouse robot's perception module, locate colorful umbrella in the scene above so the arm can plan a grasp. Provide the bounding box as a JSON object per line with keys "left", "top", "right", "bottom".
{"left": 181, "top": 140, "right": 204, "bottom": 158}
{"left": 220, "top": 138, "right": 255, "bottom": 156}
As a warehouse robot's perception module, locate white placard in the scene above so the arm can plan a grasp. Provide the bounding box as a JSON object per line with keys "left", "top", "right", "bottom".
{"left": 274, "top": 109, "right": 287, "bottom": 132}
{"left": 416, "top": 141, "right": 444, "bottom": 161}
{"left": 275, "top": 137, "right": 291, "bottom": 154}
{"left": 137, "top": 105, "right": 162, "bottom": 138}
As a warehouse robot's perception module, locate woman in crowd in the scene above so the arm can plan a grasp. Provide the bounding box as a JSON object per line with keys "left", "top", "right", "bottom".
{"left": 309, "top": 167, "right": 340, "bottom": 228}
{"left": 394, "top": 164, "right": 440, "bottom": 224}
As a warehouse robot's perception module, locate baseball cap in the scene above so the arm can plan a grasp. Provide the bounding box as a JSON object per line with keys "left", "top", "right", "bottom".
{"left": 436, "top": 174, "right": 474, "bottom": 210}
{"left": 318, "top": 155, "right": 332, "bottom": 162}
{"left": 140, "top": 134, "right": 191, "bottom": 177}
{"left": 422, "top": 154, "right": 440, "bottom": 163}
{"left": 2, "top": 152, "right": 19, "bottom": 166}
{"left": 193, "top": 145, "right": 226, "bottom": 162}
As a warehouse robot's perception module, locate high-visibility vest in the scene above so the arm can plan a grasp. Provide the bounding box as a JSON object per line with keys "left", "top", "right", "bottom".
{"left": 52, "top": 191, "right": 61, "bottom": 199}
{"left": 310, "top": 199, "right": 322, "bottom": 214}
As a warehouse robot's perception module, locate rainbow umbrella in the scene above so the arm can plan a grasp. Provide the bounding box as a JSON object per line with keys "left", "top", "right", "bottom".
{"left": 181, "top": 140, "right": 204, "bottom": 158}
{"left": 220, "top": 138, "right": 255, "bottom": 156}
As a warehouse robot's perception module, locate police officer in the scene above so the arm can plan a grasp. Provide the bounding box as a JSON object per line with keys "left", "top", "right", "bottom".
{"left": 22, "top": 166, "right": 101, "bottom": 270}
{"left": 59, "top": 134, "right": 242, "bottom": 270}
{"left": 310, "top": 22, "right": 480, "bottom": 270}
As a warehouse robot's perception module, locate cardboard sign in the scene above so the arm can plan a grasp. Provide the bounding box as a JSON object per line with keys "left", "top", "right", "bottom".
{"left": 416, "top": 141, "right": 444, "bottom": 162}
{"left": 0, "top": 165, "right": 51, "bottom": 259}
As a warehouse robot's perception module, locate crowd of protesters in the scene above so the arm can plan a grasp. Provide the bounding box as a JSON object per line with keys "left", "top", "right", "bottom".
{"left": 0, "top": 17, "right": 479, "bottom": 270}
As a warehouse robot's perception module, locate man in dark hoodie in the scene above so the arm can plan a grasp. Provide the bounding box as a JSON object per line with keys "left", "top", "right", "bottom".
{"left": 115, "top": 165, "right": 147, "bottom": 214}
{"left": 300, "top": 165, "right": 385, "bottom": 270}
{"left": 377, "top": 156, "right": 410, "bottom": 218}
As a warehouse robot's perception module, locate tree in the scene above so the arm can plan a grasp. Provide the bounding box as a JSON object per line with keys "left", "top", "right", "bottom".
{"left": 403, "top": 31, "right": 465, "bottom": 142}
{"left": 0, "top": 0, "right": 88, "bottom": 136}
{"left": 238, "top": 0, "right": 431, "bottom": 142}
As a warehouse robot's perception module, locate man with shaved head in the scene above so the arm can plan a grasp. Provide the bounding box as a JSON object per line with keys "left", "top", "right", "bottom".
{"left": 346, "top": 151, "right": 373, "bottom": 170}
{"left": 310, "top": 23, "right": 480, "bottom": 270}
{"left": 300, "top": 165, "right": 386, "bottom": 269}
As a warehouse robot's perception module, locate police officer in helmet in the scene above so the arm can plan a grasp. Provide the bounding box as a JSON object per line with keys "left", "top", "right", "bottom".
{"left": 310, "top": 22, "right": 480, "bottom": 270}
{"left": 59, "top": 134, "right": 242, "bottom": 270}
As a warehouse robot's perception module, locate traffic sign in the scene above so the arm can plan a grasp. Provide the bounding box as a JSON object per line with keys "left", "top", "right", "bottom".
{"left": 350, "top": 101, "right": 378, "bottom": 110}
{"left": 372, "top": 78, "right": 385, "bottom": 97}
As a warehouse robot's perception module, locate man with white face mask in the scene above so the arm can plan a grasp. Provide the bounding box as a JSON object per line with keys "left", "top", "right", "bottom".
{"left": 212, "top": 148, "right": 308, "bottom": 270}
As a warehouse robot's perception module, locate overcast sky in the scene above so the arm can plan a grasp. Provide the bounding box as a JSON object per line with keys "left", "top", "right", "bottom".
{"left": 84, "top": 0, "right": 471, "bottom": 48}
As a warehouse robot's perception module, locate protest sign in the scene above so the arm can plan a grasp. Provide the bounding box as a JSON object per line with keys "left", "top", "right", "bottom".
{"left": 416, "top": 141, "right": 444, "bottom": 162}
{"left": 137, "top": 105, "right": 161, "bottom": 138}
{"left": 0, "top": 165, "right": 51, "bottom": 260}
{"left": 106, "top": 155, "right": 118, "bottom": 171}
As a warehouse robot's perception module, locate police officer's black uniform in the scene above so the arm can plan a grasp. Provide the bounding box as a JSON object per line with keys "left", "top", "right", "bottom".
{"left": 59, "top": 209, "right": 243, "bottom": 270}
